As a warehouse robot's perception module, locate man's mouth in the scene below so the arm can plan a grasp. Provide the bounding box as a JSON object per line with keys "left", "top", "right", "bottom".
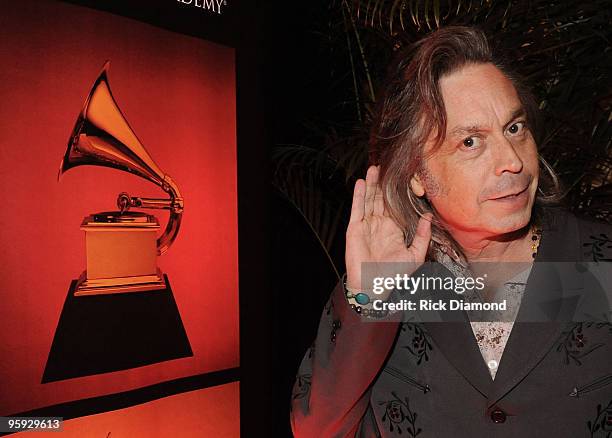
{"left": 491, "top": 185, "right": 528, "bottom": 199}
{"left": 489, "top": 184, "right": 530, "bottom": 202}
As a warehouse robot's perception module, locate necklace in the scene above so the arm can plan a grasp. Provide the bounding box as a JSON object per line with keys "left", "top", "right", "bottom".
{"left": 531, "top": 224, "right": 542, "bottom": 259}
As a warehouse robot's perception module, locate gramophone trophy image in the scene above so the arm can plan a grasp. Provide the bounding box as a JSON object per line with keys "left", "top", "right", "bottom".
{"left": 42, "top": 62, "right": 193, "bottom": 382}
{"left": 59, "top": 61, "right": 184, "bottom": 296}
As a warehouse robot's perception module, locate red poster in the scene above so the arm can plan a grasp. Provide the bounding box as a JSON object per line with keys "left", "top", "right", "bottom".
{"left": 0, "top": 0, "right": 239, "bottom": 420}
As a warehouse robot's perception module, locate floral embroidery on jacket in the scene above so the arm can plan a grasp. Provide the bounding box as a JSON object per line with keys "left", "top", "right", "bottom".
{"left": 587, "top": 398, "right": 612, "bottom": 436}
{"left": 330, "top": 319, "right": 341, "bottom": 343}
{"left": 402, "top": 323, "right": 433, "bottom": 365}
{"left": 292, "top": 373, "right": 312, "bottom": 400}
{"left": 379, "top": 391, "right": 422, "bottom": 436}
{"left": 557, "top": 323, "right": 609, "bottom": 365}
{"left": 583, "top": 234, "right": 612, "bottom": 262}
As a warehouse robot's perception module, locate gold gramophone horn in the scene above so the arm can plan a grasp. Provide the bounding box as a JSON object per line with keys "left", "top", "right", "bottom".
{"left": 59, "top": 61, "right": 184, "bottom": 255}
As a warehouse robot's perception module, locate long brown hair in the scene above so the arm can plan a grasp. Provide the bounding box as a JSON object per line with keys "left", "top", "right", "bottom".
{"left": 369, "top": 26, "right": 562, "bottom": 263}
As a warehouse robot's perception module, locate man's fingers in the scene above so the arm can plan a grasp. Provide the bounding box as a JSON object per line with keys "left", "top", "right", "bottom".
{"left": 349, "top": 178, "right": 366, "bottom": 224}
{"left": 410, "top": 213, "right": 433, "bottom": 261}
{"left": 364, "top": 165, "right": 379, "bottom": 217}
{"left": 373, "top": 179, "right": 385, "bottom": 216}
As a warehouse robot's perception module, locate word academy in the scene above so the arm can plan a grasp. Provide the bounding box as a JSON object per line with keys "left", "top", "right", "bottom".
{"left": 176, "top": 0, "right": 225, "bottom": 14}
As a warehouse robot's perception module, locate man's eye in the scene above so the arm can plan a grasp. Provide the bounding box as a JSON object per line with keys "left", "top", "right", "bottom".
{"left": 507, "top": 121, "right": 525, "bottom": 135}
{"left": 462, "top": 137, "right": 480, "bottom": 148}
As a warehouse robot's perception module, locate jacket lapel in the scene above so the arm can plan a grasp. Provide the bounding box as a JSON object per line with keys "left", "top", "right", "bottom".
{"left": 486, "top": 209, "right": 583, "bottom": 405}
{"left": 423, "top": 208, "right": 583, "bottom": 403}
{"left": 420, "top": 263, "right": 493, "bottom": 397}
{"left": 485, "top": 321, "right": 566, "bottom": 406}
{"left": 422, "top": 319, "right": 493, "bottom": 397}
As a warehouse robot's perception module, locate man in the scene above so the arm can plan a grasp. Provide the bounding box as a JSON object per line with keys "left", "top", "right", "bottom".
{"left": 291, "top": 26, "right": 612, "bottom": 437}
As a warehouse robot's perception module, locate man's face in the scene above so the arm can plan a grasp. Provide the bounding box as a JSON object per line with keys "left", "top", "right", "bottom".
{"left": 412, "top": 63, "right": 539, "bottom": 237}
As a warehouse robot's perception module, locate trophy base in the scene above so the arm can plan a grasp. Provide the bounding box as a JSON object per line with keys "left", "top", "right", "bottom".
{"left": 42, "top": 274, "right": 193, "bottom": 383}
{"left": 74, "top": 269, "right": 166, "bottom": 296}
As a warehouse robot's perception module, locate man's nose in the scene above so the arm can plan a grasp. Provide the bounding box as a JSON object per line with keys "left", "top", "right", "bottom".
{"left": 493, "top": 135, "right": 523, "bottom": 176}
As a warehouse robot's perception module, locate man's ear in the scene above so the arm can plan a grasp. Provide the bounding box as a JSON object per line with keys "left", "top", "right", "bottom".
{"left": 410, "top": 173, "right": 425, "bottom": 197}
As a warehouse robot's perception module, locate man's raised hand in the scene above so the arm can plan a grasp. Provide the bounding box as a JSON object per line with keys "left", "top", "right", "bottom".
{"left": 345, "top": 165, "right": 432, "bottom": 290}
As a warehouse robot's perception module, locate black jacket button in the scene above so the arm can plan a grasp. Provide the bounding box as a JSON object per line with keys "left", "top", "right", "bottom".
{"left": 490, "top": 408, "right": 507, "bottom": 424}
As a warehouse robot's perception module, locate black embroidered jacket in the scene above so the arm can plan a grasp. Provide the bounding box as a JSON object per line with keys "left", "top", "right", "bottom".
{"left": 290, "top": 208, "right": 612, "bottom": 437}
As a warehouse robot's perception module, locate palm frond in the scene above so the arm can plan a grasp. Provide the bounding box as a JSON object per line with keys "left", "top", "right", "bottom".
{"left": 347, "top": 0, "right": 509, "bottom": 32}
{"left": 272, "top": 154, "right": 349, "bottom": 279}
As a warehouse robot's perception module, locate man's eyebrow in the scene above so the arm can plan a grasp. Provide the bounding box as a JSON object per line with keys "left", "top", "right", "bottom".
{"left": 504, "top": 107, "right": 527, "bottom": 129}
{"left": 448, "top": 124, "right": 485, "bottom": 138}
{"left": 447, "top": 107, "right": 526, "bottom": 138}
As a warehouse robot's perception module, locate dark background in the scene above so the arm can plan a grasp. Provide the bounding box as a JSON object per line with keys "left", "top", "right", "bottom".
{"left": 262, "top": 2, "right": 346, "bottom": 437}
